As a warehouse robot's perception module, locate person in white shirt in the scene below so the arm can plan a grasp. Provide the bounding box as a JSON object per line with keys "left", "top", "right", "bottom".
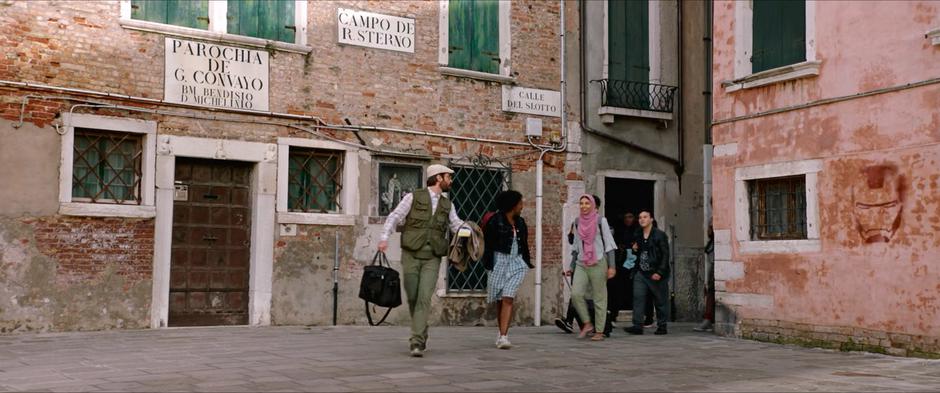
{"left": 378, "top": 164, "right": 464, "bottom": 357}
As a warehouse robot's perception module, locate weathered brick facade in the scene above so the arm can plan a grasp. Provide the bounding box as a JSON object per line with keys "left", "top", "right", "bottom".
{"left": 0, "top": 0, "right": 571, "bottom": 332}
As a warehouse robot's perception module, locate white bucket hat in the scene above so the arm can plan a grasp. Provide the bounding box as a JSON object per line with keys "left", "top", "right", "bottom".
{"left": 426, "top": 164, "right": 454, "bottom": 179}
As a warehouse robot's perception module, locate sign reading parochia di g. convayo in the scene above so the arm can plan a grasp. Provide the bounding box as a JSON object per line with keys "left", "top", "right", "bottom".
{"left": 164, "top": 37, "right": 270, "bottom": 111}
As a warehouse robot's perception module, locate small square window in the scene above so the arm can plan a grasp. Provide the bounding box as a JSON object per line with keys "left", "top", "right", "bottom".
{"left": 378, "top": 164, "right": 423, "bottom": 217}
{"left": 748, "top": 175, "right": 807, "bottom": 240}
{"left": 71, "top": 129, "right": 144, "bottom": 205}
{"left": 287, "top": 148, "right": 344, "bottom": 213}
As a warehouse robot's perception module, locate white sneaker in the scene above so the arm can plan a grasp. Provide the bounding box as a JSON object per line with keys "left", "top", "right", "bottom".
{"left": 496, "top": 335, "right": 512, "bottom": 349}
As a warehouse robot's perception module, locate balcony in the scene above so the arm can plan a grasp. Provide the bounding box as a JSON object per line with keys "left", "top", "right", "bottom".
{"left": 592, "top": 79, "right": 678, "bottom": 123}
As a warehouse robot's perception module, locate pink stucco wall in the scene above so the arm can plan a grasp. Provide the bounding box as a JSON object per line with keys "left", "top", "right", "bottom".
{"left": 711, "top": 0, "right": 940, "bottom": 349}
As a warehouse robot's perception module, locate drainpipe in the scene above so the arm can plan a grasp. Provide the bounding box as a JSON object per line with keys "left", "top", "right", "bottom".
{"left": 530, "top": 0, "right": 571, "bottom": 327}
{"left": 676, "top": 0, "right": 685, "bottom": 182}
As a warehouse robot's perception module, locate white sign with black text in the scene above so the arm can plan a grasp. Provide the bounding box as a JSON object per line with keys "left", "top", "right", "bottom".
{"left": 164, "top": 37, "right": 269, "bottom": 111}
{"left": 337, "top": 8, "right": 415, "bottom": 53}
{"left": 501, "top": 86, "right": 561, "bottom": 118}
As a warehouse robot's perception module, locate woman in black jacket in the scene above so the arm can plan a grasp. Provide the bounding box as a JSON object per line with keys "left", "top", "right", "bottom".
{"left": 483, "top": 190, "right": 532, "bottom": 349}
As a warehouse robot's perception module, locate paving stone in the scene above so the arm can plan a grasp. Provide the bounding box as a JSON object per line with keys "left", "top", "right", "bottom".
{"left": 0, "top": 325, "right": 937, "bottom": 392}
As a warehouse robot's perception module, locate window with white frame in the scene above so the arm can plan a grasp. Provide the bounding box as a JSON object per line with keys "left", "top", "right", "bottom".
{"left": 276, "top": 138, "right": 360, "bottom": 225}
{"left": 59, "top": 114, "right": 157, "bottom": 218}
{"left": 727, "top": 0, "right": 818, "bottom": 91}
{"left": 599, "top": 0, "right": 678, "bottom": 121}
{"left": 438, "top": 0, "right": 512, "bottom": 82}
{"left": 120, "top": 0, "right": 308, "bottom": 49}
{"left": 735, "top": 159, "right": 821, "bottom": 253}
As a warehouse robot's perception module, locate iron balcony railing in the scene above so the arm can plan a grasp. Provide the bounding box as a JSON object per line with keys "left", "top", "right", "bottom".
{"left": 593, "top": 79, "right": 678, "bottom": 113}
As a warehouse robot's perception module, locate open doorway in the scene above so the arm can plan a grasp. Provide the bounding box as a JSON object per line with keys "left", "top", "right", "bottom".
{"left": 603, "top": 177, "right": 655, "bottom": 315}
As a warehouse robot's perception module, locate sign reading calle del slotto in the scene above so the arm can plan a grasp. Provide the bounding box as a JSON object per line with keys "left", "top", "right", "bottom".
{"left": 337, "top": 8, "right": 415, "bottom": 53}
{"left": 164, "top": 37, "right": 270, "bottom": 112}
{"left": 502, "top": 86, "right": 561, "bottom": 118}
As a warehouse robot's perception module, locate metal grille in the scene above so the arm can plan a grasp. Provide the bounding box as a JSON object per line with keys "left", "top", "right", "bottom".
{"left": 749, "top": 176, "right": 807, "bottom": 240}
{"left": 71, "top": 128, "right": 143, "bottom": 204}
{"left": 592, "top": 79, "right": 678, "bottom": 113}
{"left": 287, "top": 148, "right": 344, "bottom": 213}
{"left": 447, "top": 154, "right": 511, "bottom": 293}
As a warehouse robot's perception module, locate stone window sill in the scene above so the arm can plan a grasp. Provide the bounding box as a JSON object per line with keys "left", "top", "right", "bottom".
{"left": 119, "top": 18, "right": 313, "bottom": 55}
{"left": 437, "top": 291, "right": 488, "bottom": 299}
{"left": 439, "top": 67, "right": 516, "bottom": 85}
{"left": 928, "top": 27, "right": 940, "bottom": 46}
{"left": 277, "top": 212, "right": 356, "bottom": 226}
{"left": 738, "top": 239, "right": 821, "bottom": 254}
{"left": 598, "top": 106, "right": 674, "bottom": 124}
{"left": 722, "top": 60, "right": 822, "bottom": 93}
{"left": 60, "top": 202, "right": 156, "bottom": 218}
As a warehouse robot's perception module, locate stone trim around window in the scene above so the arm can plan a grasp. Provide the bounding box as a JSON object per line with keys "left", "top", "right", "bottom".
{"left": 722, "top": 60, "right": 822, "bottom": 93}
{"left": 598, "top": 106, "right": 674, "bottom": 123}
{"left": 59, "top": 113, "right": 157, "bottom": 218}
{"left": 437, "top": 0, "right": 513, "bottom": 83}
{"left": 118, "top": 0, "right": 311, "bottom": 54}
{"left": 733, "top": 159, "right": 823, "bottom": 254}
{"left": 275, "top": 138, "right": 361, "bottom": 226}
{"left": 729, "top": 0, "right": 818, "bottom": 92}
{"left": 928, "top": 27, "right": 940, "bottom": 46}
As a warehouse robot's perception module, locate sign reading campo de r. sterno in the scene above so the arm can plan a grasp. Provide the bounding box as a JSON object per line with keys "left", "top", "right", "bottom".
{"left": 164, "top": 37, "right": 270, "bottom": 111}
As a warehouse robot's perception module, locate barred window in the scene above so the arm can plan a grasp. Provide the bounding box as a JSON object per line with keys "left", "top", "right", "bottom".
{"left": 71, "top": 129, "right": 143, "bottom": 205}
{"left": 287, "top": 148, "right": 344, "bottom": 213}
{"left": 447, "top": 163, "right": 510, "bottom": 293}
{"left": 748, "top": 175, "right": 807, "bottom": 240}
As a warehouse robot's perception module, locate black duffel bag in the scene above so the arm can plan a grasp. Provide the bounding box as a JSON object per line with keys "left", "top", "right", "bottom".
{"left": 358, "top": 251, "right": 402, "bottom": 326}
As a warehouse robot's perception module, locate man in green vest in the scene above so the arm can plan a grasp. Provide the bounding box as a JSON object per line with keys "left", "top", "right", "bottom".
{"left": 379, "top": 164, "right": 465, "bottom": 357}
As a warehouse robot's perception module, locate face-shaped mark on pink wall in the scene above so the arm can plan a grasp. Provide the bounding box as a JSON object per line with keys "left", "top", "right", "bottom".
{"left": 852, "top": 164, "right": 904, "bottom": 243}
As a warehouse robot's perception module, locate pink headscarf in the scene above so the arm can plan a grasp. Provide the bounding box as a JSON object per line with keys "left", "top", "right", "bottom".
{"left": 577, "top": 194, "right": 599, "bottom": 265}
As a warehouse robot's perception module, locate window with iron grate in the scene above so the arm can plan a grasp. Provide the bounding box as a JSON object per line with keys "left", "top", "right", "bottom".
{"left": 748, "top": 175, "right": 807, "bottom": 240}
{"left": 447, "top": 165, "right": 509, "bottom": 293}
{"left": 287, "top": 147, "right": 344, "bottom": 213}
{"left": 71, "top": 128, "right": 144, "bottom": 205}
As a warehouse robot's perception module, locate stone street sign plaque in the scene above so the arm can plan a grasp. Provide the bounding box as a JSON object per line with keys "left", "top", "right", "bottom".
{"left": 164, "top": 37, "right": 270, "bottom": 111}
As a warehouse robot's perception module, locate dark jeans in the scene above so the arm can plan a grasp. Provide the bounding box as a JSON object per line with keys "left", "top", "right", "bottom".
{"left": 632, "top": 272, "right": 670, "bottom": 328}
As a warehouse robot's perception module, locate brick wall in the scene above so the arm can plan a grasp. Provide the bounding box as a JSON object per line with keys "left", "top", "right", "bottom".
{"left": 0, "top": 0, "right": 571, "bottom": 330}
{"left": 28, "top": 217, "right": 155, "bottom": 287}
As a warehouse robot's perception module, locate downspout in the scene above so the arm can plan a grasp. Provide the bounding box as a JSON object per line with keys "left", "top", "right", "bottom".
{"left": 675, "top": 0, "right": 685, "bottom": 182}
{"left": 531, "top": 0, "right": 571, "bottom": 327}
{"left": 579, "top": 1, "right": 680, "bottom": 166}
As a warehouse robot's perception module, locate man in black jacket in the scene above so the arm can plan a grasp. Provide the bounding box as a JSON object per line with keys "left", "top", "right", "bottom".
{"left": 625, "top": 210, "right": 671, "bottom": 335}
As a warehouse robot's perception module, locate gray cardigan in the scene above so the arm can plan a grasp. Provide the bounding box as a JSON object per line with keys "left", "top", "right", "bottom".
{"left": 567, "top": 217, "right": 618, "bottom": 271}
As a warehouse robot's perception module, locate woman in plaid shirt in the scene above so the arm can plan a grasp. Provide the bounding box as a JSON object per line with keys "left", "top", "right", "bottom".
{"left": 482, "top": 190, "right": 532, "bottom": 350}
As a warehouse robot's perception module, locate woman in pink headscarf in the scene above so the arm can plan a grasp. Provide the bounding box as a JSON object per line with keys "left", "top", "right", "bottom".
{"left": 565, "top": 194, "right": 617, "bottom": 341}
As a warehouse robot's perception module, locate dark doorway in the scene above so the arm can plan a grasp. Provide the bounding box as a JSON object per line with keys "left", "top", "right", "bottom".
{"left": 169, "top": 158, "right": 252, "bottom": 326}
{"left": 604, "top": 177, "right": 654, "bottom": 232}
{"left": 604, "top": 177, "right": 655, "bottom": 313}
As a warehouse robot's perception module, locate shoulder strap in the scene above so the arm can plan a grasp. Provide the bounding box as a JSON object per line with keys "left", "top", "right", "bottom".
{"left": 598, "top": 221, "right": 607, "bottom": 250}
{"left": 365, "top": 301, "right": 393, "bottom": 326}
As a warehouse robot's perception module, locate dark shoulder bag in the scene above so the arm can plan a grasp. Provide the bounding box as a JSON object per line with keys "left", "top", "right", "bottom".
{"left": 358, "top": 251, "right": 402, "bottom": 326}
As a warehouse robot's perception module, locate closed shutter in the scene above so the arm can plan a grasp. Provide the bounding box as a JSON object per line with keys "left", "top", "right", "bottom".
{"left": 131, "top": 0, "right": 209, "bottom": 30}
{"left": 752, "top": 0, "right": 805, "bottom": 73}
{"left": 608, "top": 0, "right": 649, "bottom": 108}
{"left": 448, "top": 0, "right": 500, "bottom": 74}
{"left": 448, "top": 0, "right": 473, "bottom": 70}
{"left": 228, "top": 0, "right": 296, "bottom": 43}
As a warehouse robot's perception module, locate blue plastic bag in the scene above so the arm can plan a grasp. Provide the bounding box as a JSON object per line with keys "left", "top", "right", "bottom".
{"left": 623, "top": 249, "right": 637, "bottom": 269}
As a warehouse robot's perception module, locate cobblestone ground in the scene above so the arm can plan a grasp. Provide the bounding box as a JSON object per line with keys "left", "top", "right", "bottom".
{"left": 1, "top": 324, "right": 938, "bottom": 392}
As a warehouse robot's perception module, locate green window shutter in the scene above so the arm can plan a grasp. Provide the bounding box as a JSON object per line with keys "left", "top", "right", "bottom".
{"left": 472, "top": 0, "right": 500, "bottom": 74}
{"left": 752, "top": 0, "right": 805, "bottom": 73}
{"left": 131, "top": 0, "right": 208, "bottom": 30}
{"left": 228, "top": 0, "right": 295, "bottom": 43}
{"left": 608, "top": 0, "right": 649, "bottom": 109}
{"left": 448, "top": 0, "right": 473, "bottom": 71}
{"left": 448, "top": 0, "right": 499, "bottom": 74}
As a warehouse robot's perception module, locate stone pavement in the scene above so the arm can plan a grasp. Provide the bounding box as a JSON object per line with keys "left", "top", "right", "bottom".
{"left": 1, "top": 324, "right": 939, "bottom": 392}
